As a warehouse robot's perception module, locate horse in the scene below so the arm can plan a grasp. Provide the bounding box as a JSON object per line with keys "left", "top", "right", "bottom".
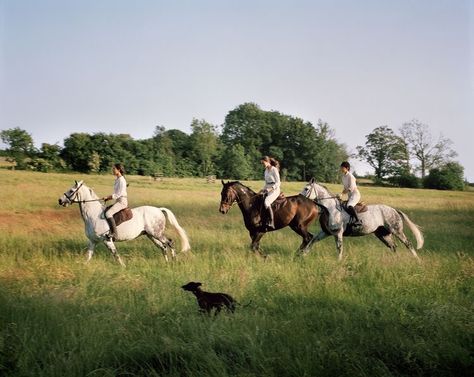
{"left": 300, "top": 178, "right": 424, "bottom": 260}
{"left": 58, "top": 180, "right": 190, "bottom": 266}
{"left": 219, "top": 180, "right": 319, "bottom": 257}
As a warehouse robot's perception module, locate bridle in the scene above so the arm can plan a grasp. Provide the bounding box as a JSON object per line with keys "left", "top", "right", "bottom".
{"left": 63, "top": 182, "right": 103, "bottom": 204}
{"left": 303, "top": 183, "right": 342, "bottom": 211}
{"left": 220, "top": 186, "right": 240, "bottom": 210}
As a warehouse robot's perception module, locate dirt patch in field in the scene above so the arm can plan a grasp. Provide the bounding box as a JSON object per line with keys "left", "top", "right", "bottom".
{"left": 0, "top": 209, "right": 80, "bottom": 235}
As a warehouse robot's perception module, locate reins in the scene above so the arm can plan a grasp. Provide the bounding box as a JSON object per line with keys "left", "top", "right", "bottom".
{"left": 64, "top": 182, "right": 104, "bottom": 204}
{"left": 304, "top": 183, "right": 342, "bottom": 211}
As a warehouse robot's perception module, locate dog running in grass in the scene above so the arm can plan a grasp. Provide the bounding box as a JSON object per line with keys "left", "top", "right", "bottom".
{"left": 181, "top": 282, "right": 236, "bottom": 315}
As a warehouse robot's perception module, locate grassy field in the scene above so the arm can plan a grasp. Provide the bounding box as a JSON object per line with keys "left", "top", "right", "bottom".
{"left": 0, "top": 170, "right": 472, "bottom": 376}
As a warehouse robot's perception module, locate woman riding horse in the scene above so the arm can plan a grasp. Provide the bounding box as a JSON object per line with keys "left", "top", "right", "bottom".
{"left": 260, "top": 156, "right": 281, "bottom": 230}
{"left": 101, "top": 163, "right": 128, "bottom": 240}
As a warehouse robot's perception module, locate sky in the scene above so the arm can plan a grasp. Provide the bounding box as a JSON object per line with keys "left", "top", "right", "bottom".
{"left": 1, "top": 0, "right": 472, "bottom": 179}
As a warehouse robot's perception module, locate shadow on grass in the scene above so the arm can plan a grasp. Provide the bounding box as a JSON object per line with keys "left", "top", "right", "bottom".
{"left": 0, "top": 282, "right": 471, "bottom": 377}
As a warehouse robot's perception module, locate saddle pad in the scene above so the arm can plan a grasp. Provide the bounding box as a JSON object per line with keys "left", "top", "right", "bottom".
{"left": 272, "top": 192, "right": 287, "bottom": 211}
{"left": 105, "top": 206, "right": 134, "bottom": 226}
{"left": 341, "top": 200, "right": 368, "bottom": 213}
{"left": 355, "top": 202, "right": 368, "bottom": 213}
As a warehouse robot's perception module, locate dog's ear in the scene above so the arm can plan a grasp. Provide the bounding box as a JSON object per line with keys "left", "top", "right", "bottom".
{"left": 310, "top": 177, "right": 315, "bottom": 183}
{"left": 221, "top": 179, "right": 225, "bottom": 186}
{"left": 196, "top": 282, "right": 202, "bottom": 287}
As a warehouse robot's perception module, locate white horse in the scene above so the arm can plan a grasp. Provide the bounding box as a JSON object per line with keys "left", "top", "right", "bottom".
{"left": 58, "top": 180, "right": 191, "bottom": 266}
{"left": 300, "top": 179, "right": 424, "bottom": 260}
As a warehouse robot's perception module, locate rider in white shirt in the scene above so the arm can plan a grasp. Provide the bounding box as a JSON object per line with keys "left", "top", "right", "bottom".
{"left": 260, "top": 156, "right": 281, "bottom": 230}
{"left": 340, "top": 161, "right": 362, "bottom": 226}
{"left": 102, "top": 163, "right": 128, "bottom": 239}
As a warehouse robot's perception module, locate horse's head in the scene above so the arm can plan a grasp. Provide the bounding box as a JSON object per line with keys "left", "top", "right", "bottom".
{"left": 219, "top": 180, "right": 240, "bottom": 214}
{"left": 300, "top": 178, "right": 318, "bottom": 200}
{"left": 58, "top": 180, "right": 84, "bottom": 207}
{"left": 301, "top": 178, "right": 341, "bottom": 232}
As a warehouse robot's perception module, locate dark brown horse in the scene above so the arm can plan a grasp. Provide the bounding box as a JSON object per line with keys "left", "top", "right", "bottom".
{"left": 219, "top": 180, "right": 319, "bottom": 256}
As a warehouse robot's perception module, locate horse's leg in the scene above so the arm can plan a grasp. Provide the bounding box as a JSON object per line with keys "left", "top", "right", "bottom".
{"left": 250, "top": 232, "right": 267, "bottom": 258}
{"left": 289, "top": 223, "right": 313, "bottom": 252}
{"left": 392, "top": 229, "right": 420, "bottom": 260}
{"left": 104, "top": 239, "right": 126, "bottom": 267}
{"left": 302, "top": 230, "right": 330, "bottom": 255}
{"left": 374, "top": 227, "right": 397, "bottom": 252}
{"left": 147, "top": 234, "right": 171, "bottom": 262}
{"left": 86, "top": 240, "right": 96, "bottom": 263}
{"left": 335, "top": 231, "right": 344, "bottom": 261}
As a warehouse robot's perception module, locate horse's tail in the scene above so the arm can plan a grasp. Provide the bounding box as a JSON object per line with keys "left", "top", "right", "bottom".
{"left": 397, "top": 210, "right": 424, "bottom": 250}
{"left": 160, "top": 208, "right": 191, "bottom": 252}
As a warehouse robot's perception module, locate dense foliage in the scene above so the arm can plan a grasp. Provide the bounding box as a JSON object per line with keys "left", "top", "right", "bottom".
{"left": 0, "top": 103, "right": 348, "bottom": 181}
{"left": 423, "top": 162, "right": 465, "bottom": 191}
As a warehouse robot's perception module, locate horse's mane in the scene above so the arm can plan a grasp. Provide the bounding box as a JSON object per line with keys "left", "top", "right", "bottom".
{"left": 229, "top": 181, "right": 256, "bottom": 194}
{"left": 79, "top": 182, "right": 101, "bottom": 201}
{"left": 318, "top": 183, "right": 335, "bottom": 196}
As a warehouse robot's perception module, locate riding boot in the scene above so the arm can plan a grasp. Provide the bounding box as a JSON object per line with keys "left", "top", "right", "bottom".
{"left": 347, "top": 206, "right": 362, "bottom": 226}
{"left": 106, "top": 216, "right": 118, "bottom": 240}
{"left": 265, "top": 206, "right": 275, "bottom": 230}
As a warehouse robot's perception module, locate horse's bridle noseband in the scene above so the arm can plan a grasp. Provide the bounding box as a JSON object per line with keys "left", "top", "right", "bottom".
{"left": 63, "top": 182, "right": 102, "bottom": 204}
{"left": 303, "top": 183, "right": 342, "bottom": 211}
{"left": 63, "top": 182, "right": 84, "bottom": 203}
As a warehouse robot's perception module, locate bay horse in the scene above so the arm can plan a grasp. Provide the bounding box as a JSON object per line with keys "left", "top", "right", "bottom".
{"left": 58, "top": 180, "right": 190, "bottom": 266}
{"left": 300, "top": 179, "right": 424, "bottom": 260}
{"left": 219, "top": 180, "right": 318, "bottom": 257}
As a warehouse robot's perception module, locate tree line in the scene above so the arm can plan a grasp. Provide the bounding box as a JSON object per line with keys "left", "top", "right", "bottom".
{"left": 356, "top": 120, "right": 464, "bottom": 190}
{"left": 1, "top": 103, "right": 465, "bottom": 189}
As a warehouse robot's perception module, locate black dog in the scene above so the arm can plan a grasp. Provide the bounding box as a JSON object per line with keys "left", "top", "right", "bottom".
{"left": 181, "top": 282, "right": 236, "bottom": 315}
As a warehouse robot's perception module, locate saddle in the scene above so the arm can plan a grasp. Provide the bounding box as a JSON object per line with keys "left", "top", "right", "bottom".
{"left": 256, "top": 192, "right": 287, "bottom": 228}
{"left": 104, "top": 206, "right": 133, "bottom": 226}
{"left": 341, "top": 200, "right": 368, "bottom": 213}
{"left": 271, "top": 192, "right": 287, "bottom": 211}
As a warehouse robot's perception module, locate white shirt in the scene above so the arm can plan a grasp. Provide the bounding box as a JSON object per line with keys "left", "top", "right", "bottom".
{"left": 342, "top": 171, "right": 357, "bottom": 193}
{"left": 263, "top": 166, "right": 281, "bottom": 192}
{"left": 112, "top": 176, "right": 127, "bottom": 200}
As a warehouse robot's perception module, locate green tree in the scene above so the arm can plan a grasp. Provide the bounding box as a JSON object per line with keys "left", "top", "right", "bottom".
{"left": 221, "top": 104, "right": 347, "bottom": 181}
{"left": 357, "top": 126, "right": 408, "bottom": 181}
{"left": 61, "top": 133, "right": 94, "bottom": 172}
{"left": 152, "top": 127, "right": 176, "bottom": 176}
{"left": 40, "top": 143, "right": 65, "bottom": 170}
{"left": 400, "top": 119, "right": 457, "bottom": 178}
{"left": 423, "top": 162, "right": 465, "bottom": 191}
{"left": 220, "top": 144, "right": 253, "bottom": 179}
{"left": 189, "top": 119, "right": 219, "bottom": 177}
{"left": 88, "top": 151, "right": 101, "bottom": 173}
{"left": 0, "top": 127, "right": 36, "bottom": 168}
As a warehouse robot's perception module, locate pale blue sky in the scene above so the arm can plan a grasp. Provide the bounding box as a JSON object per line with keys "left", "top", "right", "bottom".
{"left": 1, "top": 0, "right": 472, "bottom": 179}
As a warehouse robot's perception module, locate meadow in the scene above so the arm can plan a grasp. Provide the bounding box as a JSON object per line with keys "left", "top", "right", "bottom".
{"left": 0, "top": 170, "right": 472, "bottom": 377}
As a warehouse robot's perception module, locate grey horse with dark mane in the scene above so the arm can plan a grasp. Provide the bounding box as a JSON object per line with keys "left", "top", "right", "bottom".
{"left": 300, "top": 179, "right": 424, "bottom": 260}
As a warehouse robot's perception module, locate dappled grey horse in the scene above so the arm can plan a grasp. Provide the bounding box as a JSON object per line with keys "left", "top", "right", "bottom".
{"left": 300, "top": 179, "right": 424, "bottom": 260}
{"left": 58, "top": 180, "right": 190, "bottom": 266}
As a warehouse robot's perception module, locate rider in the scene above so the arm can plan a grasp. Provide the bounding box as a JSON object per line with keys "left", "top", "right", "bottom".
{"left": 260, "top": 156, "right": 281, "bottom": 230}
{"left": 102, "top": 163, "right": 128, "bottom": 239}
{"left": 339, "top": 161, "right": 362, "bottom": 226}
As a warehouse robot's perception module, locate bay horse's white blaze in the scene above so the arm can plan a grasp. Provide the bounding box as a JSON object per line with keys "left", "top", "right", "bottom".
{"left": 58, "top": 181, "right": 190, "bottom": 266}
{"left": 300, "top": 180, "right": 423, "bottom": 260}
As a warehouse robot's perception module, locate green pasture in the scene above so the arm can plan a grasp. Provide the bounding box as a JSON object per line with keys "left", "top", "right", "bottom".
{"left": 0, "top": 170, "right": 472, "bottom": 376}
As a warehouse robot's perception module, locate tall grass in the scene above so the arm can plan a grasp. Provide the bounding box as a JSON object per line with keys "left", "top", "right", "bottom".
{"left": 0, "top": 170, "right": 472, "bottom": 376}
